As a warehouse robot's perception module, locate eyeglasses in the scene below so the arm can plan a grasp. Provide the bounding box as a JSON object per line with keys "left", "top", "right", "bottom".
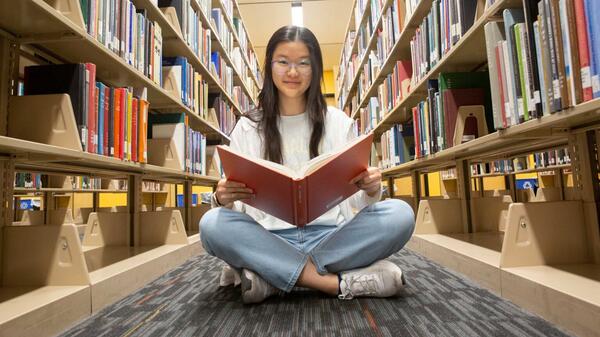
{"left": 271, "top": 59, "right": 312, "bottom": 76}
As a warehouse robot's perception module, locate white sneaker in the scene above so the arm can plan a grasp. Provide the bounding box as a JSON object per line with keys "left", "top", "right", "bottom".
{"left": 338, "top": 260, "right": 405, "bottom": 300}
{"left": 219, "top": 265, "right": 241, "bottom": 287}
{"left": 240, "top": 269, "right": 282, "bottom": 304}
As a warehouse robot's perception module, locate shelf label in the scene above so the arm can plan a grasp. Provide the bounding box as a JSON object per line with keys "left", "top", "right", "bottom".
{"left": 581, "top": 66, "right": 592, "bottom": 88}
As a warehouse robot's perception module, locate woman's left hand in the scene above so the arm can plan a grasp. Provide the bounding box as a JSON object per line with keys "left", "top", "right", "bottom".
{"left": 350, "top": 166, "right": 382, "bottom": 197}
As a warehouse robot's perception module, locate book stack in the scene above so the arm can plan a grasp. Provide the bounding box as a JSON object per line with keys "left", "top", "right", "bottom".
{"left": 157, "top": 0, "right": 212, "bottom": 66}
{"left": 232, "top": 86, "right": 251, "bottom": 112}
{"left": 373, "top": 60, "right": 412, "bottom": 119}
{"left": 470, "top": 146, "right": 571, "bottom": 176}
{"left": 484, "top": 1, "right": 600, "bottom": 131}
{"left": 149, "top": 113, "right": 207, "bottom": 174}
{"left": 79, "top": 0, "right": 163, "bottom": 85}
{"left": 162, "top": 56, "right": 209, "bottom": 117}
{"left": 209, "top": 93, "right": 236, "bottom": 135}
{"left": 379, "top": 122, "right": 415, "bottom": 169}
{"left": 210, "top": 51, "right": 235, "bottom": 97}
{"left": 14, "top": 173, "right": 43, "bottom": 189}
{"left": 411, "top": 71, "right": 492, "bottom": 158}
{"left": 24, "top": 63, "right": 149, "bottom": 163}
{"left": 72, "top": 176, "right": 103, "bottom": 189}
{"left": 410, "top": 0, "right": 479, "bottom": 85}
{"left": 211, "top": 8, "right": 234, "bottom": 56}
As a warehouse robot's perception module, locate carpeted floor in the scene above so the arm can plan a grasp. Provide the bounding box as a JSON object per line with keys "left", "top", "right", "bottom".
{"left": 58, "top": 248, "right": 573, "bottom": 337}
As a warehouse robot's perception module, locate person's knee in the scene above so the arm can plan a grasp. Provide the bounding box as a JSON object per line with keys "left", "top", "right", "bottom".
{"left": 199, "top": 208, "right": 223, "bottom": 251}
{"left": 380, "top": 199, "right": 415, "bottom": 242}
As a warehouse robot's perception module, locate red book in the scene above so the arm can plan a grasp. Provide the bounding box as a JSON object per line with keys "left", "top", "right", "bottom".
{"left": 574, "top": 0, "right": 593, "bottom": 101}
{"left": 217, "top": 133, "right": 374, "bottom": 227}
{"left": 103, "top": 86, "right": 109, "bottom": 156}
{"left": 396, "top": 60, "right": 412, "bottom": 100}
{"left": 443, "top": 88, "right": 485, "bottom": 148}
{"left": 85, "top": 63, "right": 96, "bottom": 153}
{"left": 120, "top": 88, "right": 127, "bottom": 159}
{"left": 131, "top": 97, "right": 138, "bottom": 162}
{"left": 412, "top": 106, "right": 421, "bottom": 158}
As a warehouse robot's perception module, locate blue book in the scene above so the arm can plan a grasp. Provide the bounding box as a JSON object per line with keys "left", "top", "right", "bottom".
{"left": 211, "top": 51, "right": 221, "bottom": 76}
{"left": 503, "top": 9, "right": 525, "bottom": 123}
{"left": 96, "top": 82, "right": 105, "bottom": 155}
{"left": 584, "top": 0, "right": 600, "bottom": 98}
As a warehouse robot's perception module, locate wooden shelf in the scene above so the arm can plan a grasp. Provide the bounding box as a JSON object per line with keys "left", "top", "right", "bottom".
{"left": 214, "top": 0, "right": 261, "bottom": 90}
{"left": 471, "top": 164, "right": 572, "bottom": 178}
{"left": 382, "top": 98, "right": 600, "bottom": 177}
{"left": 0, "top": 136, "right": 219, "bottom": 185}
{"left": 358, "top": 0, "right": 521, "bottom": 130}
{"left": 351, "top": 0, "right": 433, "bottom": 119}
{"left": 129, "top": 0, "right": 247, "bottom": 116}
{"left": 190, "top": 0, "right": 259, "bottom": 107}
{"left": 0, "top": 0, "right": 231, "bottom": 141}
{"left": 337, "top": 0, "right": 375, "bottom": 98}
{"left": 13, "top": 187, "right": 168, "bottom": 194}
{"left": 340, "top": 0, "right": 391, "bottom": 112}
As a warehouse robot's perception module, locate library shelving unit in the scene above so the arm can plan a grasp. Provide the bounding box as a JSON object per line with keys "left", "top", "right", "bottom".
{"left": 338, "top": 0, "right": 600, "bottom": 336}
{"left": 0, "top": 0, "right": 261, "bottom": 336}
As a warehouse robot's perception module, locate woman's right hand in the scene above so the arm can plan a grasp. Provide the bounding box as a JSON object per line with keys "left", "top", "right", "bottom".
{"left": 214, "top": 178, "right": 255, "bottom": 206}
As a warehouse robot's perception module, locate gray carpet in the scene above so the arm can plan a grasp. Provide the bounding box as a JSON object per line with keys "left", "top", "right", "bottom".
{"left": 58, "top": 248, "right": 572, "bottom": 337}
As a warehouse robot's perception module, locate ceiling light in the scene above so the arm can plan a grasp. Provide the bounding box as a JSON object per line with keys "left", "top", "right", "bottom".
{"left": 291, "top": 2, "right": 303, "bottom": 27}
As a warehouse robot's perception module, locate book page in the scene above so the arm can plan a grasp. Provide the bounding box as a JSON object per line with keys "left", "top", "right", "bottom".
{"left": 300, "top": 134, "right": 371, "bottom": 177}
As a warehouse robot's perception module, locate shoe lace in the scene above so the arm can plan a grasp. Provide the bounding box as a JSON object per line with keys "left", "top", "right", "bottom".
{"left": 339, "top": 274, "right": 379, "bottom": 299}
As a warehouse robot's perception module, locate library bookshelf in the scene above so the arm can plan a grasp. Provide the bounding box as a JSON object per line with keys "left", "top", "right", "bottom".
{"left": 338, "top": 0, "right": 600, "bottom": 336}
{"left": 0, "top": 0, "right": 259, "bottom": 336}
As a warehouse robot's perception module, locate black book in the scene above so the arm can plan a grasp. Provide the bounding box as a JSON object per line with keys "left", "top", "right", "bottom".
{"left": 24, "top": 63, "right": 87, "bottom": 148}
{"left": 459, "top": 0, "right": 479, "bottom": 37}
{"left": 157, "top": 0, "right": 184, "bottom": 33}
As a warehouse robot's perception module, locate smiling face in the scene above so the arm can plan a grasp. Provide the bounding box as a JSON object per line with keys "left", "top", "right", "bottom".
{"left": 271, "top": 41, "right": 313, "bottom": 102}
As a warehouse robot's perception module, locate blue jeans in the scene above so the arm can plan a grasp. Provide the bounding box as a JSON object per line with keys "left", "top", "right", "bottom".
{"left": 200, "top": 199, "right": 415, "bottom": 292}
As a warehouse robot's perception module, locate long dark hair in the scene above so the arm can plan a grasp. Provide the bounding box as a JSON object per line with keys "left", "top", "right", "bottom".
{"left": 247, "top": 25, "right": 327, "bottom": 164}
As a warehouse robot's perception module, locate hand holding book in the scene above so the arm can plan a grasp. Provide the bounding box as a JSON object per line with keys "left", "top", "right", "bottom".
{"left": 214, "top": 179, "right": 255, "bottom": 207}
{"left": 349, "top": 167, "right": 382, "bottom": 197}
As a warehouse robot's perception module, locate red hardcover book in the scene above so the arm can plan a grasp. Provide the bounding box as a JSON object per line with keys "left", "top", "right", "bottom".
{"left": 103, "top": 86, "right": 109, "bottom": 156}
{"left": 85, "top": 63, "right": 96, "bottom": 153}
{"left": 217, "top": 133, "right": 374, "bottom": 227}
{"left": 412, "top": 106, "right": 421, "bottom": 158}
{"left": 131, "top": 97, "right": 138, "bottom": 162}
{"left": 443, "top": 88, "right": 485, "bottom": 148}
{"left": 120, "top": 88, "right": 127, "bottom": 159}
{"left": 574, "top": 0, "right": 593, "bottom": 101}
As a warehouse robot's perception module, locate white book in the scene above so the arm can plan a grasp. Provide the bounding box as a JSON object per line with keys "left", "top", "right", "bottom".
{"left": 484, "top": 21, "right": 506, "bottom": 130}
{"left": 502, "top": 40, "right": 518, "bottom": 126}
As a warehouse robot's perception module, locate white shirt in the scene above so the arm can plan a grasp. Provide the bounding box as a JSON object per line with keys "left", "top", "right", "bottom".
{"left": 218, "top": 106, "right": 381, "bottom": 230}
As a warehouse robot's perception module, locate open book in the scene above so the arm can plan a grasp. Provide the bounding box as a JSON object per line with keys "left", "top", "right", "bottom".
{"left": 217, "top": 133, "right": 374, "bottom": 226}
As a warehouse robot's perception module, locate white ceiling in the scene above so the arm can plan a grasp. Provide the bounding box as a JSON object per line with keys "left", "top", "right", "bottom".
{"left": 237, "top": 0, "right": 354, "bottom": 71}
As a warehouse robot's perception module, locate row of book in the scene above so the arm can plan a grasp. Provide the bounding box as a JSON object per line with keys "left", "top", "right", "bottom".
{"left": 485, "top": 1, "right": 600, "bottom": 131}
{"left": 338, "top": 0, "right": 423, "bottom": 114}
{"left": 148, "top": 113, "right": 208, "bottom": 174}
{"left": 14, "top": 173, "right": 42, "bottom": 189}
{"left": 378, "top": 122, "right": 415, "bottom": 169}
{"left": 411, "top": 71, "right": 492, "bottom": 158}
{"left": 24, "top": 63, "right": 149, "bottom": 162}
{"left": 470, "top": 147, "right": 571, "bottom": 176}
{"left": 356, "top": 0, "right": 409, "bottom": 108}
{"left": 410, "top": 0, "right": 479, "bottom": 84}
{"left": 163, "top": 54, "right": 245, "bottom": 130}
{"left": 80, "top": 0, "right": 163, "bottom": 85}
{"left": 157, "top": 0, "right": 258, "bottom": 94}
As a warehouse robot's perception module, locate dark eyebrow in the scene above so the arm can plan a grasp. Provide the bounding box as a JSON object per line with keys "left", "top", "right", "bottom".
{"left": 273, "top": 54, "right": 310, "bottom": 60}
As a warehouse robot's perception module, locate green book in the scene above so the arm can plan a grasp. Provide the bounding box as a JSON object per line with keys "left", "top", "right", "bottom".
{"left": 514, "top": 24, "right": 530, "bottom": 121}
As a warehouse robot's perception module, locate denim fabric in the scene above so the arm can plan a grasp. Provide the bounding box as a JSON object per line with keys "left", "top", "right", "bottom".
{"left": 200, "top": 199, "right": 415, "bottom": 292}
